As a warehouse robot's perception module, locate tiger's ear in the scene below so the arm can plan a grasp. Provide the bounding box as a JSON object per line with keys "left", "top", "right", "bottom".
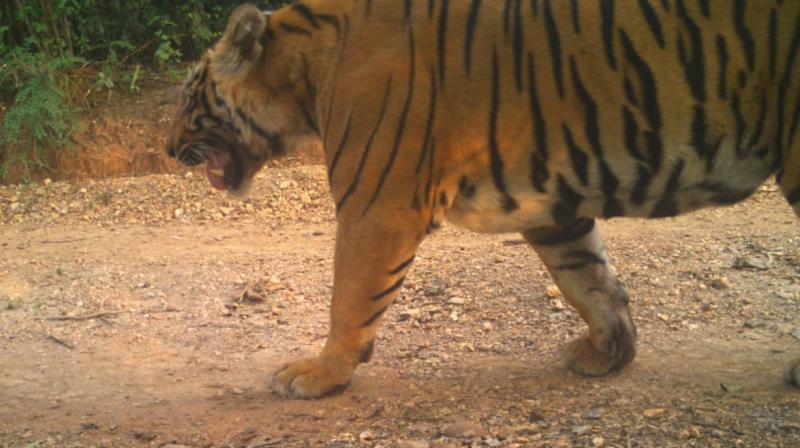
{"left": 210, "top": 4, "right": 267, "bottom": 80}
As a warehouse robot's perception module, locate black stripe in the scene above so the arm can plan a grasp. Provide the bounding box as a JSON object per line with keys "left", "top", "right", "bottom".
{"left": 769, "top": 9, "right": 778, "bottom": 78}
{"left": 747, "top": 92, "right": 767, "bottom": 149}
{"left": 650, "top": 159, "right": 685, "bottom": 218}
{"left": 569, "top": 0, "right": 580, "bottom": 33}
{"left": 464, "top": 0, "right": 482, "bottom": 75}
{"left": 789, "top": 91, "right": 800, "bottom": 150}
{"left": 459, "top": 176, "right": 476, "bottom": 198}
{"left": 531, "top": 218, "right": 595, "bottom": 246}
{"left": 327, "top": 112, "right": 353, "bottom": 180}
{"left": 336, "top": 78, "right": 393, "bottom": 214}
{"left": 365, "top": 0, "right": 373, "bottom": 17}
{"left": 404, "top": 0, "right": 412, "bottom": 21}
{"left": 512, "top": 0, "right": 524, "bottom": 92}
{"left": 715, "top": 35, "right": 729, "bottom": 100}
{"left": 675, "top": 0, "right": 705, "bottom": 102}
{"left": 697, "top": 0, "right": 709, "bottom": 17}
{"left": 503, "top": 0, "right": 513, "bottom": 38}
{"left": 372, "top": 277, "right": 405, "bottom": 301}
{"left": 358, "top": 340, "right": 374, "bottom": 363}
{"left": 315, "top": 14, "right": 341, "bottom": 36}
{"left": 622, "top": 107, "right": 645, "bottom": 162}
{"left": 619, "top": 29, "right": 661, "bottom": 131}
{"left": 630, "top": 165, "right": 652, "bottom": 205}
{"left": 543, "top": 0, "right": 565, "bottom": 98}
{"left": 643, "top": 130, "right": 663, "bottom": 173}
{"left": 776, "top": 15, "right": 800, "bottom": 155}
{"left": 279, "top": 22, "right": 312, "bottom": 36}
{"left": 361, "top": 307, "right": 388, "bottom": 328}
{"left": 530, "top": 0, "right": 539, "bottom": 17}
{"left": 437, "top": 0, "right": 449, "bottom": 88}
{"left": 638, "top": 0, "right": 665, "bottom": 48}
{"left": 234, "top": 108, "right": 284, "bottom": 156}
{"left": 424, "top": 139, "right": 437, "bottom": 205}
{"left": 731, "top": 93, "right": 746, "bottom": 157}
{"left": 600, "top": 0, "right": 617, "bottom": 70}
{"left": 624, "top": 77, "right": 638, "bottom": 105}
{"left": 733, "top": 0, "right": 755, "bottom": 72}
{"left": 489, "top": 48, "right": 520, "bottom": 212}
{"left": 291, "top": 3, "right": 320, "bottom": 29}
{"left": 528, "top": 53, "right": 550, "bottom": 193}
{"left": 416, "top": 67, "right": 438, "bottom": 174}
{"left": 555, "top": 250, "right": 606, "bottom": 270}
{"left": 561, "top": 124, "right": 589, "bottom": 186}
{"left": 690, "top": 104, "right": 723, "bottom": 172}
{"left": 390, "top": 256, "right": 416, "bottom": 275}
{"left": 428, "top": 0, "right": 435, "bottom": 19}
{"left": 551, "top": 175, "right": 584, "bottom": 224}
{"left": 300, "top": 54, "right": 317, "bottom": 103}
{"left": 659, "top": 0, "right": 671, "bottom": 11}
{"left": 570, "top": 57, "right": 622, "bottom": 217}
{"left": 364, "top": 29, "right": 417, "bottom": 215}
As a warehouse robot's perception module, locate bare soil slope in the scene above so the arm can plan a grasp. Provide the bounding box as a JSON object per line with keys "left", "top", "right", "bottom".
{"left": 1, "top": 167, "right": 798, "bottom": 447}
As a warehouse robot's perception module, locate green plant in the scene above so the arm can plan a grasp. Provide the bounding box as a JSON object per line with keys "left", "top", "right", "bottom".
{"left": 1, "top": 47, "right": 83, "bottom": 181}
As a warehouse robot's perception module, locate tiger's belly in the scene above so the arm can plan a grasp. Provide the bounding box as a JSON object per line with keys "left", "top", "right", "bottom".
{"left": 445, "top": 157, "right": 773, "bottom": 234}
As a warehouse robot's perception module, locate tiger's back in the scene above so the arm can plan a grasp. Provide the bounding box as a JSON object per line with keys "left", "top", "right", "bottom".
{"left": 167, "top": 0, "right": 800, "bottom": 398}
{"left": 321, "top": 0, "right": 800, "bottom": 232}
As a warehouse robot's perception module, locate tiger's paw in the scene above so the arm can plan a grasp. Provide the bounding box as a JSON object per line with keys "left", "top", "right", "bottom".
{"left": 271, "top": 356, "right": 354, "bottom": 399}
{"left": 565, "top": 317, "right": 636, "bottom": 376}
{"left": 785, "top": 357, "right": 800, "bottom": 387}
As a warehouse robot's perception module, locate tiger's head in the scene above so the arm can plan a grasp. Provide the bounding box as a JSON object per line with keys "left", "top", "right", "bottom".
{"left": 166, "top": 3, "right": 317, "bottom": 197}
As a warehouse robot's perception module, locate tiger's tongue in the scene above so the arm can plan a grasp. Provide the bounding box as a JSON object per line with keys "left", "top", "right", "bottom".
{"left": 206, "top": 151, "right": 231, "bottom": 191}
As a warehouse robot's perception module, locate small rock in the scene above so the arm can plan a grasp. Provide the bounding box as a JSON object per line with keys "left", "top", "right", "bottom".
{"left": 744, "top": 319, "right": 768, "bottom": 329}
{"left": 584, "top": 408, "right": 605, "bottom": 419}
{"left": 572, "top": 425, "right": 591, "bottom": 436}
{"left": 732, "top": 256, "right": 769, "bottom": 270}
{"left": 398, "top": 309, "right": 421, "bottom": 321}
{"left": 131, "top": 430, "right": 157, "bottom": 441}
{"left": 219, "top": 206, "right": 233, "bottom": 216}
{"left": 448, "top": 297, "right": 466, "bottom": 305}
{"left": 442, "top": 421, "right": 487, "bottom": 438}
{"left": 643, "top": 408, "right": 665, "bottom": 419}
{"left": 709, "top": 276, "right": 730, "bottom": 290}
{"left": 546, "top": 285, "right": 561, "bottom": 298}
{"left": 81, "top": 422, "right": 99, "bottom": 430}
{"left": 173, "top": 208, "right": 183, "bottom": 218}
{"left": 720, "top": 383, "right": 743, "bottom": 393}
{"left": 592, "top": 436, "right": 605, "bottom": 447}
{"left": 359, "top": 430, "right": 376, "bottom": 441}
{"left": 396, "top": 440, "right": 429, "bottom": 448}
{"left": 482, "top": 321, "right": 494, "bottom": 331}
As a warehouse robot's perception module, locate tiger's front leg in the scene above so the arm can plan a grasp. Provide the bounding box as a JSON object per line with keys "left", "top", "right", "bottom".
{"left": 271, "top": 210, "right": 424, "bottom": 398}
{"left": 524, "top": 219, "right": 637, "bottom": 376}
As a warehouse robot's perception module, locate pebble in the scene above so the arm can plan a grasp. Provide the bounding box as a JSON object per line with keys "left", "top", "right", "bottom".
{"left": 396, "top": 440, "right": 429, "bottom": 448}
{"left": 546, "top": 285, "right": 561, "bottom": 298}
{"left": 643, "top": 408, "right": 666, "bottom": 419}
{"left": 592, "top": 436, "right": 606, "bottom": 447}
{"left": 441, "top": 420, "right": 487, "bottom": 438}
{"left": 572, "top": 425, "right": 591, "bottom": 435}
{"left": 447, "top": 297, "right": 466, "bottom": 305}
{"left": 584, "top": 408, "right": 605, "bottom": 419}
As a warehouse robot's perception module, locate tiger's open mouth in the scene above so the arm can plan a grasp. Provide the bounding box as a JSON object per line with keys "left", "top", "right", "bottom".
{"left": 169, "top": 131, "right": 249, "bottom": 193}
{"left": 205, "top": 149, "right": 232, "bottom": 191}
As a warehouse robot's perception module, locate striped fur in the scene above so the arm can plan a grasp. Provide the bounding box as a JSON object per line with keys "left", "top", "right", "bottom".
{"left": 167, "top": 1, "right": 800, "bottom": 398}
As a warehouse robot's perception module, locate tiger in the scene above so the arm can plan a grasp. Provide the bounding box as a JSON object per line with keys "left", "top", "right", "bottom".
{"left": 166, "top": 0, "right": 800, "bottom": 398}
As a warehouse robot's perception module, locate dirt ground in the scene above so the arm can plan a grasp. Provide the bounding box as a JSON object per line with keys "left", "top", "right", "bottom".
{"left": 0, "top": 166, "right": 799, "bottom": 448}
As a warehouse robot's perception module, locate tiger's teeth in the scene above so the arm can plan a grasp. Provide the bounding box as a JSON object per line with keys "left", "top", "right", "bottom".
{"left": 209, "top": 168, "right": 225, "bottom": 177}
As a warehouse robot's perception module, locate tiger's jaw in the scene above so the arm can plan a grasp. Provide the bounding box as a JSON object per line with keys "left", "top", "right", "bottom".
{"left": 168, "top": 133, "right": 265, "bottom": 198}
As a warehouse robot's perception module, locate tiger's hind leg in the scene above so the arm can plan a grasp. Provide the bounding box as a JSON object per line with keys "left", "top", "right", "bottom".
{"left": 271, "top": 209, "right": 425, "bottom": 398}
{"left": 778, "top": 156, "right": 800, "bottom": 388}
{"left": 523, "top": 219, "right": 637, "bottom": 376}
